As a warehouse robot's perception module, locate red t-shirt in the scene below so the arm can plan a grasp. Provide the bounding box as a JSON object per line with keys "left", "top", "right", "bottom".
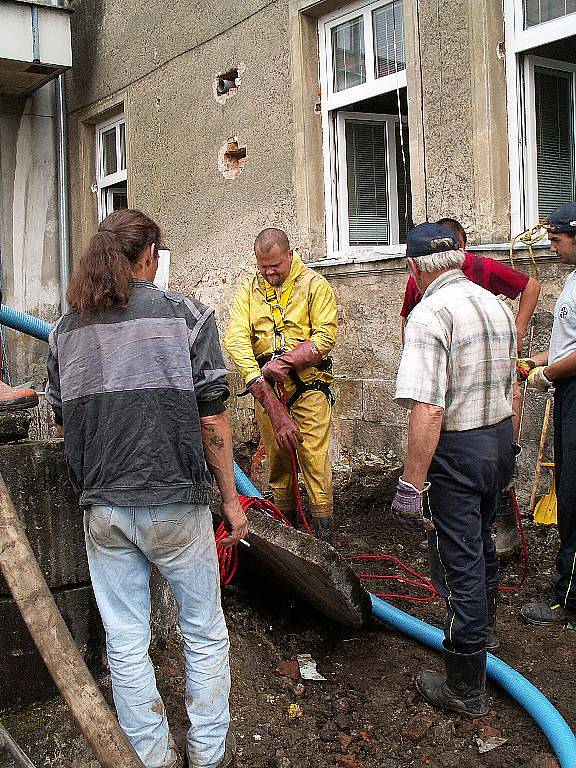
{"left": 400, "top": 252, "right": 530, "bottom": 319}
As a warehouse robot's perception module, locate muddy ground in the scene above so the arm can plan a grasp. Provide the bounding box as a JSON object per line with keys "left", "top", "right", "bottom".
{"left": 1, "top": 491, "right": 574, "bottom": 768}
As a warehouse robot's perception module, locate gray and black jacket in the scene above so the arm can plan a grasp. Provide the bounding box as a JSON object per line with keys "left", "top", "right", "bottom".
{"left": 46, "top": 280, "right": 229, "bottom": 507}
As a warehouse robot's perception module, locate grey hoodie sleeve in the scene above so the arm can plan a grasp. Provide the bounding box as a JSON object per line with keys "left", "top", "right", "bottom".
{"left": 189, "top": 309, "right": 230, "bottom": 416}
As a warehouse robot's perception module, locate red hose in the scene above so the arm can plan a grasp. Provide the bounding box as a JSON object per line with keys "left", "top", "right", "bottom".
{"left": 216, "top": 385, "right": 529, "bottom": 601}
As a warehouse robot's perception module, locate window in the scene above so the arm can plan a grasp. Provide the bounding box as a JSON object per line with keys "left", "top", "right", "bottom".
{"left": 96, "top": 115, "right": 127, "bottom": 221}
{"left": 534, "top": 64, "right": 575, "bottom": 219}
{"left": 504, "top": 1, "right": 576, "bottom": 232}
{"left": 319, "top": 0, "right": 410, "bottom": 258}
{"left": 524, "top": 0, "right": 576, "bottom": 28}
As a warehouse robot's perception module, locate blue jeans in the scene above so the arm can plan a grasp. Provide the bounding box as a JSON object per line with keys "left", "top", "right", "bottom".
{"left": 84, "top": 503, "right": 230, "bottom": 768}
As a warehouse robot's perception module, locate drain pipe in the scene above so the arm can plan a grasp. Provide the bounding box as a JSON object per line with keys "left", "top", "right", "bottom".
{"left": 55, "top": 75, "right": 70, "bottom": 314}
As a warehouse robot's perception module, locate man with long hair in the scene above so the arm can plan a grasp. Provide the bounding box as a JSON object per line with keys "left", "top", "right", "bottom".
{"left": 46, "top": 209, "right": 247, "bottom": 768}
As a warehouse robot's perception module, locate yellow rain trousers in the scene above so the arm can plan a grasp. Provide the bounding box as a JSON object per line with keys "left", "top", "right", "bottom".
{"left": 224, "top": 253, "right": 338, "bottom": 519}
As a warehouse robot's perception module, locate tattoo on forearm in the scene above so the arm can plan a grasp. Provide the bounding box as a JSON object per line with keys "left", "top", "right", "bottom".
{"left": 208, "top": 434, "right": 225, "bottom": 449}
{"left": 203, "top": 425, "right": 226, "bottom": 451}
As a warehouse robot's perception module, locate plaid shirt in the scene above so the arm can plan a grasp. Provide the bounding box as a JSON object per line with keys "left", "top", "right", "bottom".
{"left": 395, "top": 270, "right": 516, "bottom": 431}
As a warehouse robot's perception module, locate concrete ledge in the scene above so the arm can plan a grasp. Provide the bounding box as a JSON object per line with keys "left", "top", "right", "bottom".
{"left": 0, "top": 585, "right": 105, "bottom": 713}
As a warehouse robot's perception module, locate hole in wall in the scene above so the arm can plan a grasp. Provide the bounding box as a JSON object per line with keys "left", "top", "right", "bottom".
{"left": 214, "top": 63, "right": 245, "bottom": 104}
{"left": 218, "top": 137, "right": 247, "bottom": 180}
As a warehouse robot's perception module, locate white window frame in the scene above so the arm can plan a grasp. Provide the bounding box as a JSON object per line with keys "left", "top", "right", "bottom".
{"left": 505, "top": 0, "right": 576, "bottom": 233}
{"left": 96, "top": 114, "right": 127, "bottom": 221}
{"left": 523, "top": 56, "right": 576, "bottom": 226}
{"left": 319, "top": 0, "right": 408, "bottom": 259}
{"left": 512, "top": 1, "right": 576, "bottom": 50}
{"left": 336, "top": 111, "right": 400, "bottom": 248}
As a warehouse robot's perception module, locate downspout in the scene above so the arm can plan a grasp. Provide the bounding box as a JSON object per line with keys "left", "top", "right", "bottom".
{"left": 55, "top": 75, "right": 69, "bottom": 313}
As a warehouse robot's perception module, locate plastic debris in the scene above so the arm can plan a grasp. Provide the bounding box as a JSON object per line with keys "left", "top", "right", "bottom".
{"left": 287, "top": 703, "right": 303, "bottom": 719}
{"left": 476, "top": 736, "right": 508, "bottom": 753}
{"left": 296, "top": 653, "right": 326, "bottom": 681}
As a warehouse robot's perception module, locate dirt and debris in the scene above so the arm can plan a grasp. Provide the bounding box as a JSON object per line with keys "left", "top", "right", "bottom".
{"left": 0, "top": 485, "right": 574, "bottom": 768}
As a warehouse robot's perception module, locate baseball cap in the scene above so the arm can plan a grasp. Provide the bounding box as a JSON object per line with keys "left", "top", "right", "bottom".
{"left": 547, "top": 203, "right": 576, "bottom": 233}
{"left": 406, "top": 222, "right": 459, "bottom": 258}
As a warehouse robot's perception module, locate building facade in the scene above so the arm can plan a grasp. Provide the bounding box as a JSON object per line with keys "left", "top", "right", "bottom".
{"left": 3, "top": 0, "right": 575, "bottom": 499}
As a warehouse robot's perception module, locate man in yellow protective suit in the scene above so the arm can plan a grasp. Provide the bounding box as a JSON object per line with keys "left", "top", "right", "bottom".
{"left": 225, "top": 228, "right": 338, "bottom": 541}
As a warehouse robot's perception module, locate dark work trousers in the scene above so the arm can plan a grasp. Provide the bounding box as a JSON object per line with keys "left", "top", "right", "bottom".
{"left": 553, "top": 378, "right": 576, "bottom": 610}
{"left": 423, "top": 418, "right": 515, "bottom": 653}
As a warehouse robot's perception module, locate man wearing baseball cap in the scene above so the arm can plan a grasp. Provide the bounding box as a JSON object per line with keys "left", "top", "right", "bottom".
{"left": 392, "top": 222, "right": 517, "bottom": 716}
{"left": 519, "top": 202, "right": 576, "bottom": 626}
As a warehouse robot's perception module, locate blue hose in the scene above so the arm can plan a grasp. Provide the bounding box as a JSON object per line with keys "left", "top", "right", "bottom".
{"left": 8, "top": 307, "right": 576, "bottom": 766}
{"left": 233, "top": 461, "right": 576, "bottom": 767}
{"left": 234, "top": 462, "right": 262, "bottom": 499}
{"left": 0, "top": 305, "right": 52, "bottom": 343}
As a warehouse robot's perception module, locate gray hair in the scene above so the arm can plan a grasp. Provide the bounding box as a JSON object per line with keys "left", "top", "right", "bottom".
{"left": 411, "top": 249, "right": 465, "bottom": 273}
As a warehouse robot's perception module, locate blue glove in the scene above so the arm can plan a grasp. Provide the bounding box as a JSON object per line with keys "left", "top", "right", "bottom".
{"left": 391, "top": 478, "right": 433, "bottom": 533}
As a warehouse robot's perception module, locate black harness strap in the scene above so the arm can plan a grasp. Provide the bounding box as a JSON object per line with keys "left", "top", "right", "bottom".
{"left": 256, "top": 353, "right": 335, "bottom": 410}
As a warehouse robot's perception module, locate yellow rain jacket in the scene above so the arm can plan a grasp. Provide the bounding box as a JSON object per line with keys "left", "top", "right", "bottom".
{"left": 224, "top": 253, "right": 338, "bottom": 387}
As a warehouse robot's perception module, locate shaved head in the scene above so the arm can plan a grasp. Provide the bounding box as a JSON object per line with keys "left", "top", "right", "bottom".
{"left": 254, "top": 228, "right": 290, "bottom": 255}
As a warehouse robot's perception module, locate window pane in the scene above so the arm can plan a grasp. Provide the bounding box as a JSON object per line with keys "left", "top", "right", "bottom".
{"left": 345, "top": 120, "right": 390, "bottom": 245}
{"left": 535, "top": 67, "right": 575, "bottom": 220}
{"left": 332, "top": 16, "right": 366, "bottom": 92}
{"left": 373, "top": 1, "right": 405, "bottom": 79}
{"left": 119, "top": 122, "right": 126, "bottom": 170}
{"left": 525, "top": 0, "right": 576, "bottom": 27}
{"left": 101, "top": 128, "right": 117, "bottom": 177}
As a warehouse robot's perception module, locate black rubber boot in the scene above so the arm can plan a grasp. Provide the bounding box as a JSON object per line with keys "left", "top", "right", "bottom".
{"left": 486, "top": 585, "right": 499, "bottom": 651}
{"left": 494, "top": 488, "right": 520, "bottom": 559}
{"left": 416, "top": 645, "right": 489, "bottom": 717}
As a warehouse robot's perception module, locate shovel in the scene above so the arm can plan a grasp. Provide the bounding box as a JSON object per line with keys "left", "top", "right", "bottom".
{"left": 534, "top": 462, "right": 557, "bottom": 525}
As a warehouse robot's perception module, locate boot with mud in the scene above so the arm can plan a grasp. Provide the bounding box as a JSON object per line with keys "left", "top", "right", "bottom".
{"left": 183, "top": 732, "right": 236, "bottom": 768}
{"left": 416, "top": 644, "right": 489, "bottom": 717}
{"left": 494, "top": 489, "right": 520, "bottom": 560}
{"left": 0, "top": 380, "right": 38, "bottom": 411}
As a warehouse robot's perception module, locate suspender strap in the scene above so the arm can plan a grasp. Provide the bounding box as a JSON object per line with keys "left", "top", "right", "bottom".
{"left": 263, "top": 279, "right": 295, "bottom": 352}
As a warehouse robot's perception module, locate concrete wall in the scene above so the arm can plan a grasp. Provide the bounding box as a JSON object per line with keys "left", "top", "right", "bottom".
{"left": 0, "top": 83, "right": 61, "bottom": 386}
{"left": 404, "top": 0, "right": 510, "bottom": 243}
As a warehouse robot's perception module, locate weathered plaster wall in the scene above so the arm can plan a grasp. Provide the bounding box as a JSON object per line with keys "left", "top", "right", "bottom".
{"left": 0, "top": 84, "right": 61, "bottom": 385}
{"left": 404, "top": 0, "right": 510, "bottom": 243}
{"left": 67, "top": 0, "right": 298, "bottom": 292}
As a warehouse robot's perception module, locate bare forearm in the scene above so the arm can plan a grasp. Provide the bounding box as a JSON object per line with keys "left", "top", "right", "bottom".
{"left": 403, "top": 403, "right": 444, "bottom": 490}
{"left": 545, "top": 350, "right": 576, "bottom": 382}
{"left": 515, "top": 278, "right": 541, "bottom": 350}
{"left": 200, "top": 411, "right": 237, "bottom": 503}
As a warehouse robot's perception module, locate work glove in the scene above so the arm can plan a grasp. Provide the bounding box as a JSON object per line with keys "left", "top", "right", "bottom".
{"left": 516, "top": 358, "right": 536, "bottom": 381}
{"left": 527, "top": 366, "right": 553, "bottom": 392}
{"left": 261, "top": 340, "right": 324, "bottom": 384}
{"left": 391, "top": 478, "right": 434, "bottom": 534}
{"left": 248, "top": 376, "right": 304, "bottom": 451}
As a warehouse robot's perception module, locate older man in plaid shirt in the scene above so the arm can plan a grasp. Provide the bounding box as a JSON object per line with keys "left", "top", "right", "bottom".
{"left": 393, "top": 222, "right": 517, "bottom": 718}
